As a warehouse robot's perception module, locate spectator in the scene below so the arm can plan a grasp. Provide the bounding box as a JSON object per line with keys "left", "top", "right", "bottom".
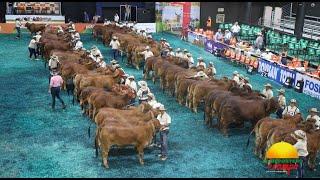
{"left": 230, "top": 22, "right": 241, "bottom": 40}
{"left": 114, "top": 13, "right": 119, "bottom": 23}
{"left": 214, "top": 29, "right": 223, "bottom": 41}
{"left": 124, "top": 4, "right": 131, "bottom": 21}
{"left": 84, "top": 11, "right": 90, "bottom": 23}
{"left": 280, "top": 53, "right": 288, "bottom": 66}
{"left": 206, "top": 16, "right": 212, "bottom": 30}
{"left": 254, "top": 32, "right": 264, "bottom": 50}
{"left": 224, "top": 29, "right": 232, "bottom": 44}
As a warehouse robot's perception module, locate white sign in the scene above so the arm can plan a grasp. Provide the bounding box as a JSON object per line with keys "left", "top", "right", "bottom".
{"left": 133, "top": 23, "right": 156, "bottom": 33}
{"left": 302, "top": 75, "right": 320, "bottom": 100}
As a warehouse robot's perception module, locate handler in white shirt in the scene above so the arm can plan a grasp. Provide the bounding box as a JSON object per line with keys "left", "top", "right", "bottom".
{"left": 186, "top": 53, "right": 194, "bottom": 68}
{"left": 262, "top": 83, "right": 274, "bottom": 99}
{"left": 282, "top": 99, "right": 300, "bottom": 118}
{"left": 232, "top": 71, "right": 240, "bottom": 84}
{"left": 125, "top": 76, "right": 138, "bottom": 93}
{"left": 175, "top": 48, "right": 184, "bottom": 58}
{"left": 291, "top": 130, "right": 308, "bottom": 178}
{"left": 109, "top": 36, "right": 120, "bottom": 59}
{"left": 73, "top": 39, "right": 83, "bottom": 51}
{"left": 196, "top": 57, "right": 206, "bottom": 69}
{"left": 157, "top": 105, "right": 171, "bottom": 161}
{"left": 306, "top": 108, "right": 320, "bottom": 129}
{"left": 139, "top": 46, "right": 154, "bottom": 60}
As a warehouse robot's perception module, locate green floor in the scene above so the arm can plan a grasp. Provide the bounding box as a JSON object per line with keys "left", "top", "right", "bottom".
{"left": 0, "top": 32, "right": 319, "bottom": 178}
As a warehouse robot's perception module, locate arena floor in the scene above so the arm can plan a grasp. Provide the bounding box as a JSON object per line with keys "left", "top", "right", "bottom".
{"left": 0, "top": 32, "right": 319, "bottom": 178}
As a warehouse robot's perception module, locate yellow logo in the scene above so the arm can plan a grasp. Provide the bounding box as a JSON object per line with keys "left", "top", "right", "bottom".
{"left": 266, "top": 141, "right": 298, "bottom": 159}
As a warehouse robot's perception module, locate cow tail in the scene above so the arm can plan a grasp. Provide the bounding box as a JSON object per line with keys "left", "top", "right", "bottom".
{"left": 88, "top": 122, "right": 93, "bottom": 138}
{"left": 246, "top": 128, "right": 255, "bottom": 149}
{"left": 95, "top": 127, "right": 99, "bottom": 158}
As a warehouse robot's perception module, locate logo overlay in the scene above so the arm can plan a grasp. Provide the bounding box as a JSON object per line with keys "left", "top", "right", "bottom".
{"left": 263, "top": 141, "right": 301, "bottom": 175}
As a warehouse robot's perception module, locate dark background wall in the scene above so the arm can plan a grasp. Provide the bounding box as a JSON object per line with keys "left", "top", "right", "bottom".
{"left": 60, "top": 2, "right": 155, "bottom": 23}
{"left": 61, "top": 2, "right": 96, "bottom": 23}
{"left": 0, "top": 1, "right": 6, "bottom": 22}
{"left": 200, "top": 2, "right": 291, "bottom": 30}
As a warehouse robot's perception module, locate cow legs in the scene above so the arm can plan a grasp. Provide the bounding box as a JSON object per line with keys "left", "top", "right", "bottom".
{"left": 101, "top": 143, "right": 111, "bottom": 169}
{"left": 307, "top": 152, "right": 317, "bottom": 170}
{"left": 136, "top": 144, "right": 145, "bottom": 165}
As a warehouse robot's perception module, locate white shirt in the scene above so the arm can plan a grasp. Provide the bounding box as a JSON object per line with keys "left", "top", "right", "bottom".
{"left": 175, "top": 52, "right": 184, "bottom": 58}
{"left": 137, "top": 87, "right": 151, "bottom": 100}
{"left": 224, "top": 32, "right": 232, "bottom": 40}
{"left": 209, "top": 66, "right": 216, "bottom": 75}
{"left": 157, "top": 112, "right": 171, "bottom": 131}
{"left": 103, "top": 21, "right": 111, "bottom": 26}
{"left": 168, "top": 51, "right": 175, "bottom": 56}
{"left": 233, "top": 75, "right": 240, "bottom": 84}
{"left": 71, "top": 24, "right": 75, "bottom": 30}
{"left": 188, "top": 57, "right": 194, "bottom": 67}
{"left": 125, "top": 80, "right": 137, "bottom": 92}
{"left": 114, "top": 15, "right": 119, "bottom": 22}
{"left": 140, "top": 50, "right": 154, "bottom": 60}
{"left": 74, "top": 41, "right": 83, "bottom": 50}
{"left": 15, "top": 20, "right": 22, "bottom": 28}
{"left": 244, "top": 83, "right": 253, "bottom": 89}
{"left": 278, "top": 95, "right": 286, "bottom": 108}
{"left": 262, "top": 89, "right": 274, "bottom": 99}
{"left": 282, "top": 106, "right": 300, "bottom": 116}
{"left": 98, "top": 60, "right": 106, "bottom": 68}
{"left": 28, "top": 39, "right": 37, "bottom": 49}
{"left": 91, "top": 49, "right": 103, "bottom": 58}
{"left": 148, "top": 99, "right": 158, "bottom": 108}
{"left": 72, "top": 32, "right": 80, "bottom": 39}
{"left": 306, "top": 115, "right": 320, "bottom": 128}
{"left": 196, "top": 62, "right": 206, "bottom": 68}
{"left": 88, "top": 54, "right": 99, "bottom": 62}
{"left": 294, "top": 139, "right": 308, "bottom": 157}
{"left": 49, "top": 59, "right": 60, "bottom": 69}
{"left": 231, "top": 24, "right": 241, "bottom": 33}
{"left": 35, "top": 35, "right": 42, "bottom": 43}
{"left": 109, "top": 40, "right": 120, "bottom": 50}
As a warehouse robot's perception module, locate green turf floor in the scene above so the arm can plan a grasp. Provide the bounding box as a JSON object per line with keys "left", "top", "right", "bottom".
{"left": 0, "top": 32, "right": 319, "bottom": 178}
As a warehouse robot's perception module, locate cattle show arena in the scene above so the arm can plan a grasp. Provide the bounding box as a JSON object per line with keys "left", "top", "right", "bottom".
{"left": 0, "top": 2, "right": 320, "bottom": 178}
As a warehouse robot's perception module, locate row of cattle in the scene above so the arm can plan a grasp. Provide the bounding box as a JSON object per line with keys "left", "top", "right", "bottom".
{"left": 38, "top": 24, "right": 166, "bottom": 169}
{"left": 94, "top": 24, "right": 320, "bottom": 170}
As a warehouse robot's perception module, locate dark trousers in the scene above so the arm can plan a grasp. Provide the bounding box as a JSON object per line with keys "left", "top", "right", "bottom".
{"left": 276, "top": 107, "right": 284, "bottom": 119}
{"left": 112, "top": 49, "right": 118, "bottom": 59}
{"left": 16, "top": 27, "right": 21, "bottom": 38}
{"left": 36, "top": 45, "right": 41, "bottom": 56}
{"left": 160, "top": 130, "right": 169, "bottom": 157}
{"left": 28, "top": 48, "right": 37, "bottom": 59}
{"left": 130, "top": 98, "right": 136, "bottom": 105}
{"left": 297, "top": 156, "right": 307, "bottom": 178}
{"left": 51, "top": 87, "right": 65, "bottom": 109}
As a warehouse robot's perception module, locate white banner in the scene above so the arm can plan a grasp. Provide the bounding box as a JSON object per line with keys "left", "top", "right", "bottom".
{"left": 133, "top": 23, "right": 156, "bottom": 33}
{"left": 302, "top": 75, "right": 320, "bottom": 100}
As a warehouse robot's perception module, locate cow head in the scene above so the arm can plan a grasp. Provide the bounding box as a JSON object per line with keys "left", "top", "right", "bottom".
{"left": 265, "top": 98, "right": 279, "bottom": 115}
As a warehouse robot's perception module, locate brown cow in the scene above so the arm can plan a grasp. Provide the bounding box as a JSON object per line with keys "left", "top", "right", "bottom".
{"left": 219, "top": 97, "right": 279, "bottom": 137}
{"left": 248, "top": 114, "right": 303, "bottom": 159}
{"left": 95, "top": 118, "right": 161, "bottom": 168}
{"left": 25, "top": 22, "right": 46, "bottom": 35}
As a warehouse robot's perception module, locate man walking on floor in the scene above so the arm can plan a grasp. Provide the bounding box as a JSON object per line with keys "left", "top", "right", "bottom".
{"left": 49, "top": 70, "right": 66, "bottom": 110}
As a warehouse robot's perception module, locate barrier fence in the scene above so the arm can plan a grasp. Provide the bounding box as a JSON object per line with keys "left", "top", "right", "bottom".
{"left": 188, "top": 31, "right": 320, "bottom": 100}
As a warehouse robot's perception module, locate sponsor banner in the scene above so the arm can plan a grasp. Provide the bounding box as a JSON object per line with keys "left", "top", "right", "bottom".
{"left": 204, "top": 39, "right": 228, "bottom": 53}
{"left": 5, "top": 15, "right": 65, "bottom": 23}
{"left": 302, "top": 75, "right": 320, "bottom": 100}
{"left": 132, "top": 23, "right": 156, "bottom": 33}
{"left": 258, "top": 58, "right": 297, "bottom": 86}
{"left": 187, "top": 31, "right": 197, "bottom": 43}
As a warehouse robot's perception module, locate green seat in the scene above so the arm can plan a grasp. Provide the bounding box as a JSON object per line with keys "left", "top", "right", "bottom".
{"left": 306, "top": 48, "right": 315, "bottom": 61}
{"left": 219, "top": 23, "right": 224, "bottom": 30}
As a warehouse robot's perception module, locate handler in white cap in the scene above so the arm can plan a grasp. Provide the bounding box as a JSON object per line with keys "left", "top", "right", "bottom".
{"left": 147, "top": 93, "right": 157, "bottom": 107}
{"left": 194, "top": 71, "right": 209, "bottom": 79}
{"left": 275, "top": 88, "right": 286, "bottom": 118}
{"left": 282, "top": 99, "right": 300, "bottom": 118}
{"left": 196, "top": 57, "right": 206, "bottom": 69}
{"left": 48, "top": 55, "right": 60, "bottom": 71}
{"left": 137, "top": 81, "right": 151, "bottom": 104}
{"left": 186, "top": 53, "right": 194, "bottom": 68}
{"left": 157, "top": 104, "right": 171, "bottom": 161}
{"left": 207, "top": 62, "right": 216, "bottom": 77}
{"left": 232, "top": 71, "right": 240, "bottom": 84}
{"left": 125, "top": 75, "right": 137, "bottom": 104}
{"left": 109, "top": 36, "right": 120, "bottom": 59}
{"left": 291, "top": 130, "right": 308, "bottom": 178}
{"left": 139, "top": 46, "right": 154, "bottom": 61}
{"left": 175, "top": 48, "right": 184, "bottom": 58}
{"left": 182, "top": 49, "right": 189, "bottom": 58}
{"left": 57, "top": 26, "right": 64, "bottom": 34}
{"left": 73, "top": 38, "right": 83, "bottom": 51}
{"left": 262, "top": 83, "right": 273, "bottom": 99}
{"left": 110, "top": 59, "right": 119, "bottom": 69}
{"left": 89, "top": 45, "right": 103, "bottom": 62}
{"left": 306, "top": 108, "right": 320, "bottom": 129}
